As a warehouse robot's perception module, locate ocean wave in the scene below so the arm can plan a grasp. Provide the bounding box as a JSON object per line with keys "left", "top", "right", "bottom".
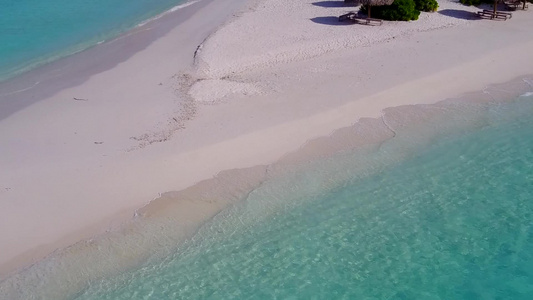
{"left": 0, "top": 81, "right": 40, "bottom": 97}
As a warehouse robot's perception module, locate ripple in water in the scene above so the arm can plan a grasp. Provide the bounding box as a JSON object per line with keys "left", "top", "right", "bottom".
{"left": 70, "top": 96, "right": 533, "bottom": 298}
{"left": 1, "top": 86, "right": 532, "bottom": 299}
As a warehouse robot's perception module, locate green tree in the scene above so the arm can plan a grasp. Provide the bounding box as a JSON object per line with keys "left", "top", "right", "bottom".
{"left": 414, "top": 0, "right": 439, "bottom": 11}
{"left": 361, "top": 0, "right": 421, "bottom": 21}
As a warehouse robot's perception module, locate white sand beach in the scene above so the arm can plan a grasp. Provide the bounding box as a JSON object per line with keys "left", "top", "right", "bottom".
{"left": 1, "top": 0, "right": 532, "bottom": 280}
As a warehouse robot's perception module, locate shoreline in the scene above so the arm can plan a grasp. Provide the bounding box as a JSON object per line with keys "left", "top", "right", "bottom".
{"left": 1, "top": 0, "right": 533, "bottom": 284}
{"left": 0, "top": 0, "right": 204, "bottom": 85}
{"left": 0, "top": 0, "right": 250, "bottom": 279}
{"left": 2, "top": 75, "right": 532, "bottom": 299}
{"left": 0, "top": 0, "right": 216, "bottom": 121}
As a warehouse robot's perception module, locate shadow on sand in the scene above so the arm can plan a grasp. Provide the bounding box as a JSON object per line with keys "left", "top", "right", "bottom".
{"left": 312, "top": 1, "right": 357, "bottom": 8}
{"left": 439, "top": 9, "right": 481, "bottom": 20}
{"left": 311, "top": 16, "right": 356, "bottom": 25}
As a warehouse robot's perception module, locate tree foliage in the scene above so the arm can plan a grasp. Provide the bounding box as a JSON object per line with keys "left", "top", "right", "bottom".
{"left": 414, "top": 0, "right": 439, "bottom": 11}
{"left": 361, "top": 0, "right": 420, "bottom": 21}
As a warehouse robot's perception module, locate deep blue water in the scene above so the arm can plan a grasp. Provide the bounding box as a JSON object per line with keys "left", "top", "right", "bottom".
{"left": 0, "top": 0, "right": 187, "bottom": 81}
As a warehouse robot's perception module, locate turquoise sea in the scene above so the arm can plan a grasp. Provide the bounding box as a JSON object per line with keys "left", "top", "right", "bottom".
{"left": 1, "top": 84, "right": 532, "bottom": 299}
{"left": 0, "top": 0, "right": 188, "bottom": 81}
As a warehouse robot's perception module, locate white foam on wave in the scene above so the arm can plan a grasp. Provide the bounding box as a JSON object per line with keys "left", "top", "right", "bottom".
{"left": 520, "top": 92, "right": 533, "bottom": 97}
{"left": 0, "top": 81, "right": 40, "bottom": 96}
{"left": 137, "top": 0, "right": 202, "bottom": 27}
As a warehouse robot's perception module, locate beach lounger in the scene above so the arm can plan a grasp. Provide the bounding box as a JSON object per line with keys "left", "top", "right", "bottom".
{"left": 477, "top": 9, "right": 512, "bottom": 20}
{"left": 503, "top": 0, "right": 520, "bottom": 10}
{"left": 491, "top": 9, "right": 513, "bottom": 18}
{"left": 338, "top": 12, "right": 383, "bottom": 26}
{"left": 339, "top": 12, "right": 357, "bottom": 22}
{"left": 354, "top": 16, "right": 383, "bottom": 26}
{"left": 503, "top": 0, "right": 528, "bottom": 10}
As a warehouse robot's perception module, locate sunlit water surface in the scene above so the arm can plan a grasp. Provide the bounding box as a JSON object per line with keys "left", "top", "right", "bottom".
{"left": 0, "top": 0, "right": 187, "bottom": 81}
{"left": 68, "top": 94, "right": 533, "bottom": 299}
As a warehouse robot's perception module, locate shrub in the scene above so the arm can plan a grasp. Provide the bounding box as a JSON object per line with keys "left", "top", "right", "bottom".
{"left": 361, "top": 0, "right": 420, "bottom": 21}
{"left": 414, "top": 0, "right": 439, "bottom": 11}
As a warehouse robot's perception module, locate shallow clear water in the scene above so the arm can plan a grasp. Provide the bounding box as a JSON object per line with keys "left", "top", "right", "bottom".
{"left": 68, "top": 95, "right": 533, "bottom": 299}
{"left": 0, "top": 0, "right": 187, "bottom": 81}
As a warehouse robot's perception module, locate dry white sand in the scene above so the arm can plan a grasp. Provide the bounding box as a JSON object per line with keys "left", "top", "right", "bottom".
{"left": 1, "top": 0, "right": 532, "bottom": 279}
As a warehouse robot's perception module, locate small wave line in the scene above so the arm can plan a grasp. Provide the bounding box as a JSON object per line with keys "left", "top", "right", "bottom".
{"left": 0, "top": 81, "right": 40, "bottom": 97}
